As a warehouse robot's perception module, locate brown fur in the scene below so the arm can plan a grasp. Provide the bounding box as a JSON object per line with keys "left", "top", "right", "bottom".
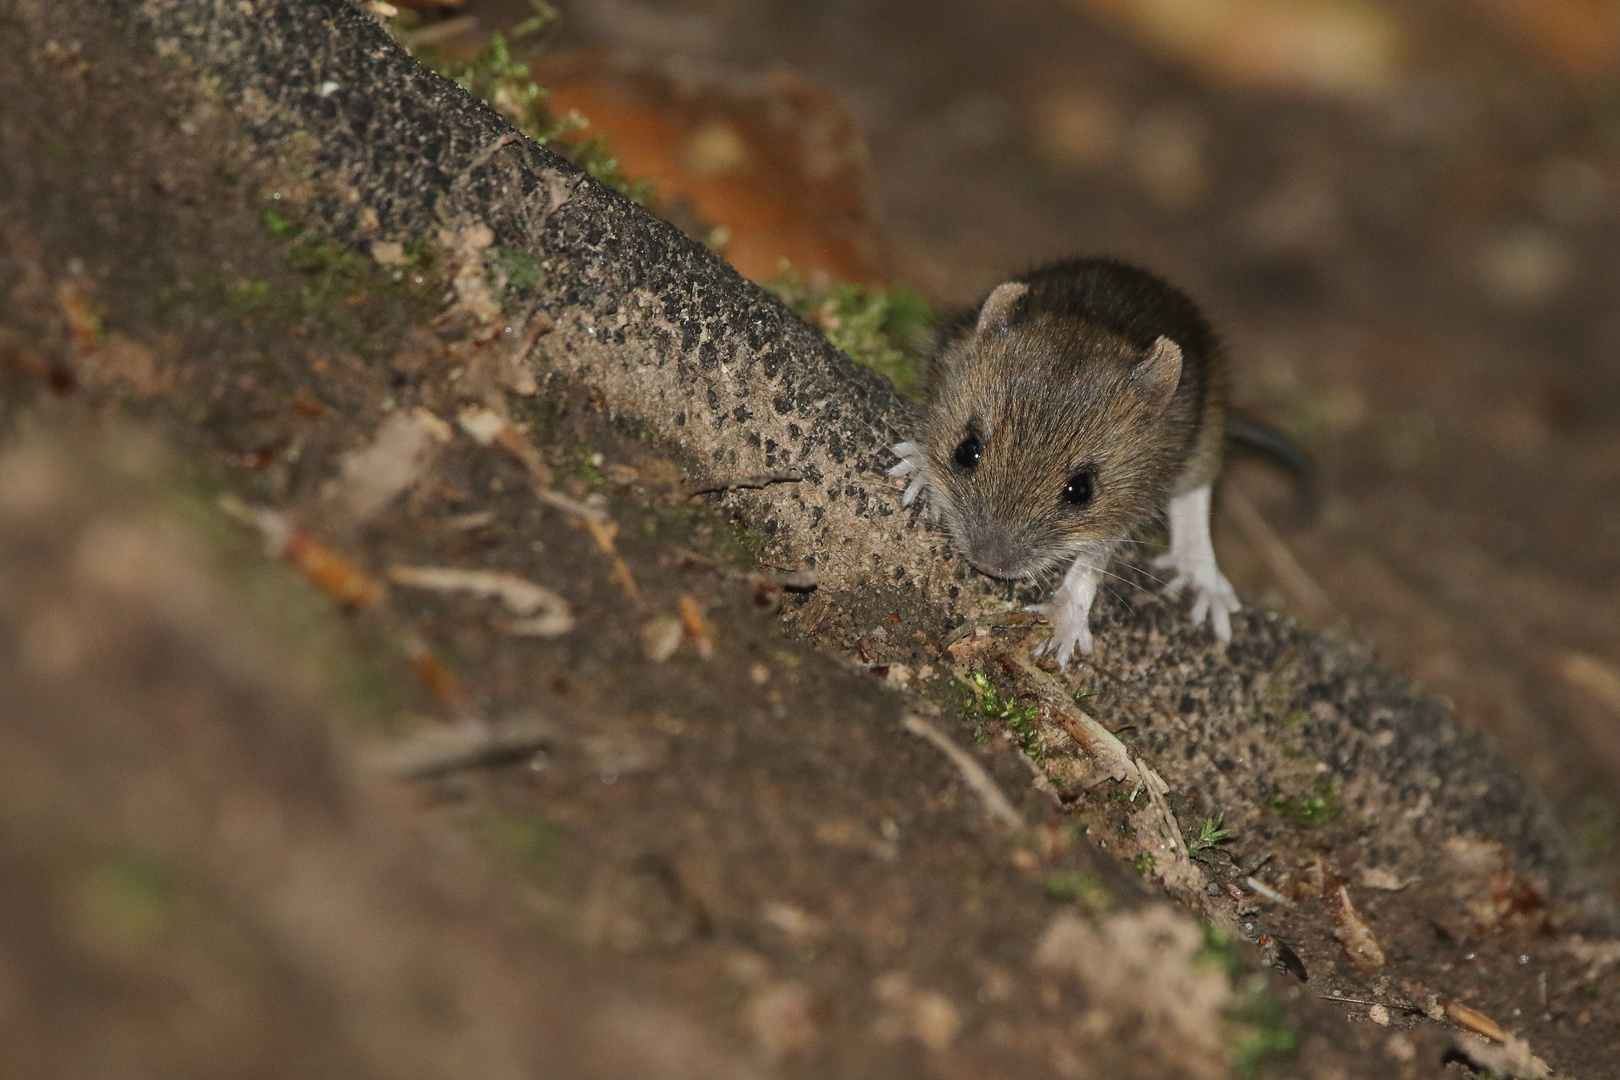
{"left": 917, "top": 259, "right": 1226, "bottom": 580}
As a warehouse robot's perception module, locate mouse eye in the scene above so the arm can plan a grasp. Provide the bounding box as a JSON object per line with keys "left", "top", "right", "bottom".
{"left": 952, "top": 430, "right": 983, "bottom": 472}
{"left": 1062, "top": 469, "right": 1095, "bottom": 507}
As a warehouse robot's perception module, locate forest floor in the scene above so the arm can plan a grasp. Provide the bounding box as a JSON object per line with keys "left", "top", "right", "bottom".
{"left": 2, "top": 1, "right": 1619, "bottom": 1078}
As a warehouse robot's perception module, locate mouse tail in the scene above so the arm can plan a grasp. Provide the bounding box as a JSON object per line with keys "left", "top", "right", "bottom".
{"left": 1225, "top": 410, "right": 1317, "bottom": 514}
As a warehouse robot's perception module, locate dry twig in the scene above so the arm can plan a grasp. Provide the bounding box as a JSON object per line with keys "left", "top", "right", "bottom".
{"left": 684, "top": 472, "right": 804, "bottom": 496}
{"left": 901, "top": 714, "right": 1022, "bottom": 829}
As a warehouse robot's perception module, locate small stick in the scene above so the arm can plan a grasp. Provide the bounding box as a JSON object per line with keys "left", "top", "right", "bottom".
{"left": 684, "top": 472, "right": 803, "bottom": 496}
{"left": 1222, "top": 484, "right": 1340, "bottom": 624}
{"left": 535, "top": 487, "right": 610, "bottom": 524}
{"left": 901, "top": 714, "right": 1023, "bottom": 829}
{"left": 1320, "top": 994, "right": 1426, "bottom": 1016}
{"left": 371, "top": 720, "right": 558, "bottom": 780}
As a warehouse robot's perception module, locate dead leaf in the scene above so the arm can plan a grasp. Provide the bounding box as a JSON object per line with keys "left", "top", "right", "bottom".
{"left": 1446, "top": 1001, "right": 1507, "bottom": 1042}
{"left": 536, "top": 52, "right": 890, "bottom": 284}
{"left": 283, "top": 532, "right": 387, "bottom": 609}
{"left": 56, "top": 279, "right": 102, "bottom": 349}
{"left": 404, "top": 633, "right": 477, "bottom": 726}
{"left": 1359, "top": 867, "right": 1409, "bottom": 891}
{"left": 1065, "top": 0, "right": 1410, "bottom": 100}
{"left": 678, "top": 593, "right": 714, "bottom": 658}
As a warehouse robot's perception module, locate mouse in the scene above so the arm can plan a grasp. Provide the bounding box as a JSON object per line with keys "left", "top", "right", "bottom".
{"left": 889, "top": 257, "right": 1239, "bottom": 667}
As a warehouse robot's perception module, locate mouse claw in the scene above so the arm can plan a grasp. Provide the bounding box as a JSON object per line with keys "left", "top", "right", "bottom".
{"left": 1177, "top": 569, "right": 1238, "bottom": 642}
{"left": 1035, "top": 622, "right": 1093, "bottom": 669}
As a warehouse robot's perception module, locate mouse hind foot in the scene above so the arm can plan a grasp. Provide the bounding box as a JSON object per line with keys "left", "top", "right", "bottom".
{"left": 1154, "top": 484, "right": 1239, "bottom": 643}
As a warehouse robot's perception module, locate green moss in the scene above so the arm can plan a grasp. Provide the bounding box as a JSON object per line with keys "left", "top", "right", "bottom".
{"left": 965, "top": 671, "right": 1043, "bottom": 765}
{"left": 227, "top": 279, "right": 272, "bottom": 319}
{"left": 570, "top": 443, "right": 605, "bottom": 487}
{"left": 486, "top": 245, "right": 544, "bottom": 297}
{"left": 766, "top": 263, "right": 934, "bottom": 398}
{"left": 398, "top": 3, "right": 655, "bottom": 206}
{"left": 1130, "top": 852, "right": 1156, "bottom": 876}
{"left": 1269, "top": 781, "right": 1340, "bottom": 828}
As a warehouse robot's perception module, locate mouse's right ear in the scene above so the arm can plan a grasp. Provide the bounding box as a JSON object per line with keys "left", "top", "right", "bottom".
{"left": 975, "top": 282, "right": 1028, "bottom": 336}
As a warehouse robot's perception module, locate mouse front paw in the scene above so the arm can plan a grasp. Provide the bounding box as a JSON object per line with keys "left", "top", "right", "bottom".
{"left": 1034, "top": 621, "right": 1094, "bottom": 669}
{"left": 888, "top": 441, "right": 930, "bottom": 508}
{"left": 1032, "top": 599, "right": 1095, "bottom": 668}
{"left": 1153, "top": 552, "right": 1240, "bottom": 643}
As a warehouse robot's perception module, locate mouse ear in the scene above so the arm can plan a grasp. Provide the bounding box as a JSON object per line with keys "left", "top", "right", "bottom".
{"left": 1131, "top": 336, "right": 1183, "bottom": 406}
{"left": 975, "top": 282, "right": 1028, "bottom": 336}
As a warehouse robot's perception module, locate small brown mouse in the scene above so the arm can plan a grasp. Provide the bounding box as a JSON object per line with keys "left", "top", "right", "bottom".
{"left": 890, "top": 258, "right": 1239, "bottom": 666}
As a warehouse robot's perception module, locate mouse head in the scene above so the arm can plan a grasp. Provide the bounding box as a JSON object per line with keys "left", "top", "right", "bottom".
{"left": 918, "top": 282, "right": 1192, "bottom": 580}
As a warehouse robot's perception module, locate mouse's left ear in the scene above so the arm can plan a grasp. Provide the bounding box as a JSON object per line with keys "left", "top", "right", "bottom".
{"left": 1131, "top": 336, "right": 1183, "bottom": 407}
{"left": 975, "top": 282, "right": 1028, "bottom": 336}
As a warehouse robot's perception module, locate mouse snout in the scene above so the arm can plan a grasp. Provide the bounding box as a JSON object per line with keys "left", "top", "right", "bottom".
{"left": 960, "top": 530, "right": 1031, "bottom": 580}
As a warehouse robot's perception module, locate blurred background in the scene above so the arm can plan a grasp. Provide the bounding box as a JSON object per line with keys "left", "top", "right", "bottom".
{"left": 400, "top": 0, "right": 1620, "bottom": 891}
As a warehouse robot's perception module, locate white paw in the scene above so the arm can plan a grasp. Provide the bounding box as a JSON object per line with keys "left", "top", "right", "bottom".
{"left": 1033, "top": 619, "right": 1094, "bottom": 669}
{"left": 1153, "top": 552, "right": 1240, "bottom": 643}
{"left": 888, "top": 441, "right": 929, "bottom": 508}
{"left": 1031, "top": 548, "right": 1109, "bottom": 667}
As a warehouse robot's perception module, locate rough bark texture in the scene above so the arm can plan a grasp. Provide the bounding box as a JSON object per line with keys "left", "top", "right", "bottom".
{"left": 129, "top": 0, "right": 937, "bottom": 598}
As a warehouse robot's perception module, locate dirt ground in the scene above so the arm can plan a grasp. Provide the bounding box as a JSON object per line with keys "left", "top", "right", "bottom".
{"left": 3, "top": 1, "right": 1620, "bottom": 1078}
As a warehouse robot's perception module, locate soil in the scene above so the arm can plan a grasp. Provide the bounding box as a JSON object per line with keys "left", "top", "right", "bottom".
{"left": 2, "top": 2, "right": 1619, "bottom": 1079}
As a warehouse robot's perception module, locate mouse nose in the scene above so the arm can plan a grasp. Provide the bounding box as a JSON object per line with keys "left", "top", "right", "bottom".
{"left": 965, "top": 532, "right": 1026, "bottom": 579}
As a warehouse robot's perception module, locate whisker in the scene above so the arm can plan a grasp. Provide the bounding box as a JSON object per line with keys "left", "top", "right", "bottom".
{"left": 1100, "top": 581, "right": 1134, "bottom": 613}
{"left": 1057, "top": 557, "right": 1163, "bottom": 597}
